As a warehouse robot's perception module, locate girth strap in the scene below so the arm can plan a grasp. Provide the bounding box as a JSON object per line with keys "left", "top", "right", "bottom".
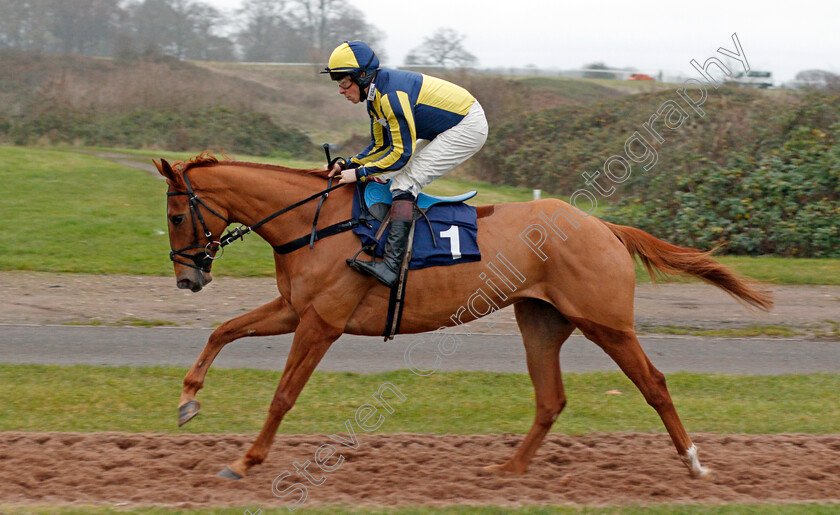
{"left": 273, "top": 219, "right": 359, "bottom": 255}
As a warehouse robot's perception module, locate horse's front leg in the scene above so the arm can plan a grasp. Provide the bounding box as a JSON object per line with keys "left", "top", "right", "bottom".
{"left": 178, "top": 295, "right": 300, "bottom": 426}
{"left": 219, "top": 305, "right": 342, "bottom": 479}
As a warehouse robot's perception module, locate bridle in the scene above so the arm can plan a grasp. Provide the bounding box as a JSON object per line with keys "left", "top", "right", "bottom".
{"left": 166, "top": 172, "right": 229, "bottom": 273}
{"left": 166, "top": 168, "right": 349, "bottom": 273}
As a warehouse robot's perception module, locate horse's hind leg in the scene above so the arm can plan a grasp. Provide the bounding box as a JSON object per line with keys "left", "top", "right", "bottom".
{"left": 571, "top": 317, "right": 710, "bottom": 478}
{"left": 178, "top": 296, "right": 299, "bottom": 426}
{"left": 486, "top": 299, "right": 575, "bottom": 474}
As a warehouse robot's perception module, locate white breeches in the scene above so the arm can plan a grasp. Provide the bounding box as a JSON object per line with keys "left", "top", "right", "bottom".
{"left": 387, "top": 100, "right": 488, "bottom": 196}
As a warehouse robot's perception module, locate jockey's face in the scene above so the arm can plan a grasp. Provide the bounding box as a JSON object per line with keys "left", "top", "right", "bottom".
{"left": 338, "top": 76, "right": 362, "bottom": 104}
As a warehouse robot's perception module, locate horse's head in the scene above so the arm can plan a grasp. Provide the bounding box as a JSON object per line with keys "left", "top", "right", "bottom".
{"left": 155, "top": 158, "right": 229, "bottom": 293}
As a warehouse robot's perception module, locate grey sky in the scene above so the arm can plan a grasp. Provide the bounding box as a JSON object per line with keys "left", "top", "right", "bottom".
{"left": 205, "top": 0, "right": 839, "bottom": 83}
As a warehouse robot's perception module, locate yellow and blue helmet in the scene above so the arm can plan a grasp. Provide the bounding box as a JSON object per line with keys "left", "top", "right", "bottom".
{"left": 322, "top": 41, "right": 379, "bottom": 89}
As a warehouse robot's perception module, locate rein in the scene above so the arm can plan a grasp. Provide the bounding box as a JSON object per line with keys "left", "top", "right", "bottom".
{"left": 167, "top": 170, "right": 349, "bottom": 273}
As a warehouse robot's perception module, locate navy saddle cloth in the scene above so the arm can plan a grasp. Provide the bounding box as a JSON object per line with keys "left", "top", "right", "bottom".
{"left": 351, "top": 181, "right": 481, "bottom": 270}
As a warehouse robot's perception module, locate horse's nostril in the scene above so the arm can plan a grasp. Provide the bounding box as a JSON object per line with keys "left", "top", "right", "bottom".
{"left": 177, "top": 279, "right": 192, "bottom": 290}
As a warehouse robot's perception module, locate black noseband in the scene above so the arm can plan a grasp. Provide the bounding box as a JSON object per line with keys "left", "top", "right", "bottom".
{"left": 166, "top": 173, "right": 229, "bottom": 273}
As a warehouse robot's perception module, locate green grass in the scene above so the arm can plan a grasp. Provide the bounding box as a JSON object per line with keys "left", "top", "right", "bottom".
{"left": 0, "top": 146, "right": 189, "bottom": 275}
{"left": 0, "top": 145, "right": 561, "bottom": 277}
{"left": 813, "top": 319, "right": 840, "bottom": 339}
{"left": 2, "top": 145, "right": 839, "bottom": 283}
{"left": 717, "top": 256, "right": 840, "bottom": 285}
{"left": 635, "top": 256, "right": 840, "bottom": 285}
{"left": 0, "top": 145, "right": 325, "bottom": 276}
{"left": 1, "top": 365, "right": 839, "bottom": 435}
{"left": 60, "top": 317, "right": 178, "bottom": 327}
{"left": 642, "top": 321, "right": 840, "bottom": 341}
{"left": 85, "top": 146, "right": 550, "bottom": 205}
{"left": 633, "top": 256, "right": 840, "bottom": 285}
{"left": 423, "top": 176, "right": 561, "bottom": 205}
{"left": 80, "top": 146, "right": 324, "bottom": 170}
{"left": 641, "top": 324, "right": 803, "bottom": 338}
{"left": 2, "top": 504, "right": 839, "bottom": 514}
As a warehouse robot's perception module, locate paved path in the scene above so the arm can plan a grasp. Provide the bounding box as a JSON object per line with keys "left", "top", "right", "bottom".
{"left": 2, "top": 271, "right": 838, "bottom": 375}
{"left": 2, "top": 325, "right": 838, "bottom": 375}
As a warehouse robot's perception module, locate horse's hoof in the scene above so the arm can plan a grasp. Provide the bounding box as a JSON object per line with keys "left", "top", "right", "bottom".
{"left": 178, "top": 401, "right": 201, "bottom": 427}
{"left": 691, "top": 466, "right": 713, "bottom": 479}
{"left": 681, "top": 445, "right": 712, "bottom": 479}
{"left": 217, "top": 466, "right": 243, "bottom": 480}
{"left": 483, "top": 463, "right": 522, "bottom": 475}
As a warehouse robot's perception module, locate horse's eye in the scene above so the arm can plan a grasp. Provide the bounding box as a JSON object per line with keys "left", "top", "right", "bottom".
{"left": 170, "top": 214, "right": 185, "bottom": 226}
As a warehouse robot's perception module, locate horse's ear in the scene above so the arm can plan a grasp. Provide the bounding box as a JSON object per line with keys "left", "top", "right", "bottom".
{"left": 155, "top": 158, "right": 180, "bottom": 185}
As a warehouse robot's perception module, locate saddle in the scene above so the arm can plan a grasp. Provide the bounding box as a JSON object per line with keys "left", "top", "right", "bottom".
{"left": 363, "top": 180, "right": 478, "bottom": 222}
{"left": 351, "top": 181, "right": 482, "bottom": 340}
{"left": 352, "top": 181, "right": 482, "bottom": 269}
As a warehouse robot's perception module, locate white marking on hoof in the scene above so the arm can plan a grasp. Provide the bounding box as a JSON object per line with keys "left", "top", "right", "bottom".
{"left": 680, "top": 445, "right": 711, "bottom": 478}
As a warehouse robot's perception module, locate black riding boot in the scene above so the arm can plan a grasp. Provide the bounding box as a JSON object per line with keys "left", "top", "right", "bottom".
{"left": 347, "top": 199, "right": 413, "bottom": 288}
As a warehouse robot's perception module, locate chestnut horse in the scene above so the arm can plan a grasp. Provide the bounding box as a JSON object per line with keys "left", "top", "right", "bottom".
{"left": 155, "top": 153, "right": 772, "bottom": 480}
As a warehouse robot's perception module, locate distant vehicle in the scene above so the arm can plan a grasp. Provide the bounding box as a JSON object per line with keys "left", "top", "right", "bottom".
{"left": 628, "top": 73, "right": 655, "bottom": 81}
{"left": 729, "top": 70, "right": 773, "bottom": 89}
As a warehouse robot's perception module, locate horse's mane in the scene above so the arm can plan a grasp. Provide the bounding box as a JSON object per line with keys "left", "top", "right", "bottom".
{"left": 173, "top": 151, "right": 330, "bottom": 179}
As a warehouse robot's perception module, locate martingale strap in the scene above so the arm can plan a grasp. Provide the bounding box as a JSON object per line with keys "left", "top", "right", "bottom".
{"left": 309, "top": 177, "right": 334, "bottom": 248}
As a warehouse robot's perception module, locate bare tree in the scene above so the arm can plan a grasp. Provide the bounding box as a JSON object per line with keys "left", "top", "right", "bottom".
{"left": 124, "top": 0, "right": 179, "bottom": 55}
{"left": 405, "top": 28, "right": 477, "bottom": 69}
{"left": 236, "top": 0, "right": 309, "bottom": 62}
{"left": 285, "top": 0, "right": 384, "bottom": 62}
{"left": 123, "top": 0, "right": 233, "bottom": 60}
{"left": 169, "top": 0, "right": 200, "bottom": 59}
{"left": 795, "top": 69, "right": 840, "bottom": 91}
{"left": 582, "top": 62, "right": 615, "bottom": 79}
{"left": 0, "top": 0, "right": 386, "bottom": 63}
{"left": 188, "top": 4, "right": 235, "bottom": 61}
{"left": 0, "top": 0, "right": 51, "bottom": 52}
{"left": 46, "top": 0, "right": 123, "bottom": 55}
{"left": 0, "top": 0, "right": 127, "bottom": 56}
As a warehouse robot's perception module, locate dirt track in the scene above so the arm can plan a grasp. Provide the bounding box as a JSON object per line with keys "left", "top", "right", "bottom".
{"left": 1, "top": 432, "right": 839, "bottom": 509}
{"left": 3, "top": 271, "right": 840, "bottom": 334}
{"left": 2, "top": 272, "right": 839, "bottom": 509}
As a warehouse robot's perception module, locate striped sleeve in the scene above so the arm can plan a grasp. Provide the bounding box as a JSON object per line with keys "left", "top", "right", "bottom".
{"left": 356, "top": 91, "right": 416, "bottom": 180}
{"left": 351, "top": 107, "right": 389, "bottom": 165}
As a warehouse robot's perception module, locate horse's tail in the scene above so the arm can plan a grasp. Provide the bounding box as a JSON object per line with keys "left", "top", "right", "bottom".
{"left": 603, "top": 221, "right": 773, "bottom": 311}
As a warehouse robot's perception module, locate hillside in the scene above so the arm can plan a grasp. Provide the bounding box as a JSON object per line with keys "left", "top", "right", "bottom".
{"left": 473, "top": 86, "right": 839, "bottom": 257}
{"left": 0, "top": 51, "right": 333, "bottom": 157}
{"left": 474, "top": 86, "right": 800, "bottom": 191}
{"left": 0, "top": 51, "right": 658, "bottom": 157}
{"left": 2, "top": 51, "right": 836, "bottom": 256}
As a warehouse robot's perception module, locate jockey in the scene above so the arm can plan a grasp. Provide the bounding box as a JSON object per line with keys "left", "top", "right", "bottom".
{"left": 324, "top": 40, "right": 488, "bottom": 288}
